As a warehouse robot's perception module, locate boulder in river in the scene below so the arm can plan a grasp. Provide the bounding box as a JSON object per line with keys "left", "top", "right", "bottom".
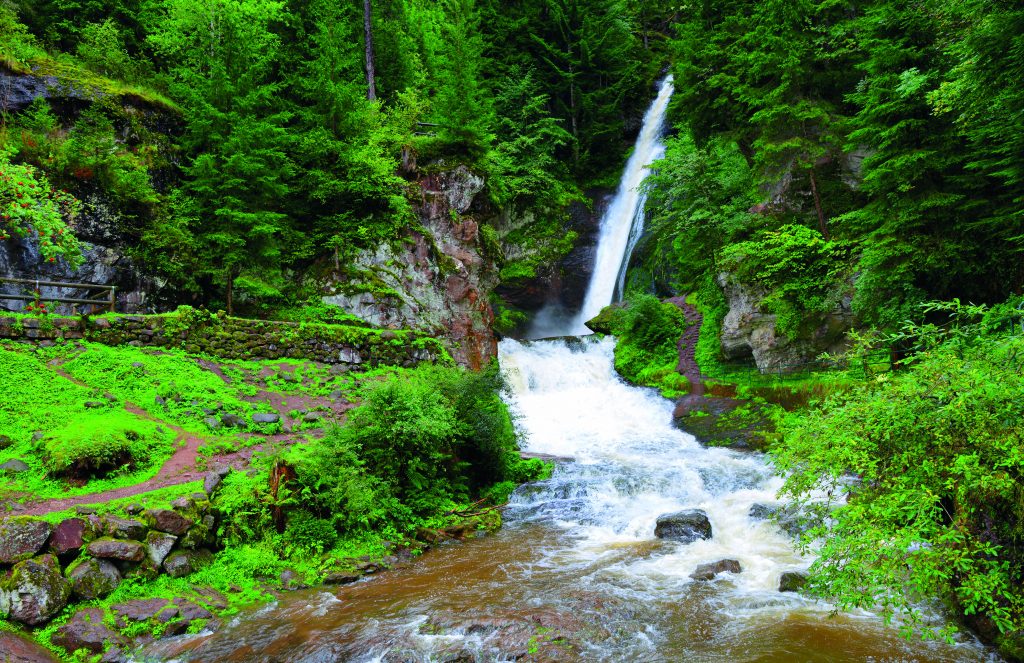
{"left": 654, "top": 510, "right": 712, "bottom": 543}
{"left": 690, "top": 559, "right": 742, "bottom": 581}
{"left": 779, "top": 571, "right": 808, "bottom": 592}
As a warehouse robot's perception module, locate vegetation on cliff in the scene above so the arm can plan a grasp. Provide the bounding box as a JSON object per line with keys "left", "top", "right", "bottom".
{"left": 0, "top": 0, "right": 671, "bottom": 314}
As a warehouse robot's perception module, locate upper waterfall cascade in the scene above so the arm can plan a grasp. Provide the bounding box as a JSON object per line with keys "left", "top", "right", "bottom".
{"left": 530, "top": 76, "right": 674, "bottom": 338}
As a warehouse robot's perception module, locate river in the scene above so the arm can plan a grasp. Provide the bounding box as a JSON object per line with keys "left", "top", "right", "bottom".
{"left": 135, "top": 77, "right": 997, "bottom": 662}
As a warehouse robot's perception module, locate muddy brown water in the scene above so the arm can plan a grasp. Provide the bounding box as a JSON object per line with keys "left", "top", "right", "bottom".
{"left": 136, "top": 338, "right": 997, "bottom": 662}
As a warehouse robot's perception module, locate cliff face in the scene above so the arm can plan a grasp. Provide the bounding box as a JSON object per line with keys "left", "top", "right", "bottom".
{"left": 320, "top": 166, "right": 499, "bottom": 369}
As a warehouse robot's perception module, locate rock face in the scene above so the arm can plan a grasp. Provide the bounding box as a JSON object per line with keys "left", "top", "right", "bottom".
{"left": 717, "top": 272, "right": 855, "bottom": 373}
{"left": 690, "top": 559, "right": 742, "bottom": 581}
{"left": 320, "top": 165, "right": 498, "bottom": 368}
{"left": 2, "top": 554, "right": 71, "bottom": 626}
{"left": 654, "top": 510, "right": 713, "bottom": 543}
{"left": 0, "top": 518, "right": 53, "bottom": 564}
{"left": 0, "top": 196, "right": 155, "bottom": 315}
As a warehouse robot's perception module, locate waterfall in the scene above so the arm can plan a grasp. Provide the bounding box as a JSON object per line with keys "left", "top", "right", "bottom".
{"left": 530, "top": 76, "right": 674, "bottom": 339}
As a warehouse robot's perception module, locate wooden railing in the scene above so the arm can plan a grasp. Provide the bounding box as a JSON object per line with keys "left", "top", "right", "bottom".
{"left": 0, "top": 277, "right": 116, "bottom": 313}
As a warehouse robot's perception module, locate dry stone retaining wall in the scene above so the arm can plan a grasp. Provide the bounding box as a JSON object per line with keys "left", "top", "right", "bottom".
{"left": 0, "top": 312, "right": 449, "bottom": 368}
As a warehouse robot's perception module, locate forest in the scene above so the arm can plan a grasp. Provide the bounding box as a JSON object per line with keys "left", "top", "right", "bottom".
{"left": 2, "top": 0, "right": 1024, "bottom": 660}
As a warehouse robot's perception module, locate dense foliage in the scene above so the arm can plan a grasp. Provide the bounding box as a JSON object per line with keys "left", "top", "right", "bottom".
{"left": 635, "top": 0, "right": 1024, "bottom": 332}
{"left": 774, "top": 302, "right": 1024, "bottom": 643}
{"left": 0, "top": 0, "right": 667, "bottom": 311}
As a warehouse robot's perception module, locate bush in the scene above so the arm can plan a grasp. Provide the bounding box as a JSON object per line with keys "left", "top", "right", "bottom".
{"left": 773, "top": 301, "right": 1024, "bottom": 637}
{"left": 606, "top": 294, "right": 690, "bottom": 397}
{"left": 43, "top": 412, "right": 167, "bottom": 479}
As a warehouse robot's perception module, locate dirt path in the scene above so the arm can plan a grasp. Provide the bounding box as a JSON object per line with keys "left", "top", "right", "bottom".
{"left": 665, "top": 296, "right": 704, "bottom": 393}
{"left": 6, "top": 363, "right": 290, "bottom": 516}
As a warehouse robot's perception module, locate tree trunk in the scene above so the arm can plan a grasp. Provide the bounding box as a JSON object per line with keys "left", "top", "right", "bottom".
{"left": 364, "top": 0, "right": 377, "bottom": 101}
{"left": 809, "top": 167, "right": 829, "bottom": 239}
{"left": 226, "top": 266, "right": 236, "bottom": 315}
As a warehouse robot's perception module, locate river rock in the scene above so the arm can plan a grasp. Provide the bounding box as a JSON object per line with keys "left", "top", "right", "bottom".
{"left": 0, "top": 630, "right": 60, "bottom": 662}
{"left": 779, "top": 571, "right": 808, "bottom": 592}
{"left": 67, "top": 558, "right": 121, "bottom": 599}
{"left": 104, "top": 516, "right": 147, "bottom": 540}
{"left": 324, "top": 572, "right": 360, "bottom": 585}
{"left": 174, "top": 598, "right": 213, "bottom": 621}
{"left": 2, "top": 554, "right": 71, "bottom": 625}
{"left": 0, "top": 517, "right": 53, "bottom": 563}
{"left": 654, "top": 510, "right": 712, "bottom": 543}
{"left": 252, "top": 412, "right": 279, "bottom": 424}
{"left": 690, "top": 559, "right": 742, "bottom": 581}
{"left": 86, "top": 538, "right": 145, "bottom": 562}
{"left": 52, "top": 607, "right": 128, "bottom": 655}
{"left": 146, "top": 508, "right": 193, "bottom": 536}
{"left": 112, "top": 597, "right": 170, "bottom": 623}
{"left": 50, "top": 518, "right": 88, "bottom": 556}
{"left": 748, "top": 503, "right": 807, "bottom": 537}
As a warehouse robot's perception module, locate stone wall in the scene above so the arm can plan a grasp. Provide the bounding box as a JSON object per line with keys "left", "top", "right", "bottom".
{"left": 0, "top": 310, "right": 449, "bottom": 368}
{"left": 0, "top": 477, "right": 225, "bottom": 630}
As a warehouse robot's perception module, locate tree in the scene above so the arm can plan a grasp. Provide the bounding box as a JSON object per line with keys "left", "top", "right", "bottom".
{"left": 148, "top": 0, "right": 294, "bottom": 313}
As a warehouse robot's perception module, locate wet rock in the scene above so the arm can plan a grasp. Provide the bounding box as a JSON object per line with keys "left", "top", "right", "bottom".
{"left": 584, "top": 303, "right": 624, "bottom": 335}
{"left": 779, "top": 571, "right": 808, "bottom": 592}
{"left": 104, "top": 516, "right": 147, "bottom": 540}
{"left": 112, "top": 597, "right": 170, "bottom": 623}
{"left": 690, "top": 559, "right": 742, "bottom": 581}
{"left": 0, "top": 630, "right": 60, "bottom": 662}
{"left": 748, "top": 503, "right": 777, "bottom": 521}
{"left": 654, "top": 510, "right": 712, "bottom": 543}
{"left": 67, "top": 558, "right": 121, "bottom": 599}
{"left": 86, "top": 537, "right": 145, "bottom": 562}
{"left": 279, "top": 569, "right": 306, "bottom": 590}
{"left": 192, "top": 586, "right": 228, "bottom": 610}
{"left": 251, "top": 412, "right": 279, "bottom": 424}
{"left": 3, "top": 554, "right": 71, "bottom": 626}
{"left": 145, "top": 508, "right": 193, "bottom": 536}
{"left": 0, "top": 458, "right": 29, "bottom": 473}
{"left": 144, "top": 531, "right": 177, "bottom": 567}
{"left": 324, "top": 572, "right": 360, "bottom": 585}
{"left": 174, "top": 598, "right": 213, "bottom": 621}
{"left": 748, "top": 503, "right": 807, "bottom": 538}
{"left": 0, "top": 517, "right": 53, "bottom": 563}
{"left": 52, "top": 608, "right": 127, "bottom": 655}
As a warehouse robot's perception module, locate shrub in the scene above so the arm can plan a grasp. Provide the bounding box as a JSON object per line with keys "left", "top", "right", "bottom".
{"left": 43, "top": 411, "right": 167, "bottom": 479}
